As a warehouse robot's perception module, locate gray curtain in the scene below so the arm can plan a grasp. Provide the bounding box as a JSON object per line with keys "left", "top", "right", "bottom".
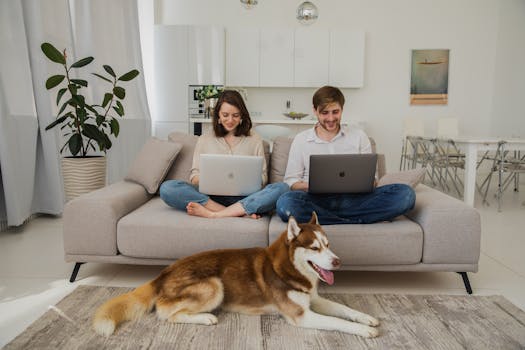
{"left": 0, "top": 0, "right": 151, "bottom": 228}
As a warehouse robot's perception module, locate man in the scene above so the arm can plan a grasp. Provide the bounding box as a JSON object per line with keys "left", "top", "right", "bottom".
{"left": 276, "top": 86, "right": 415, "bottom": 225}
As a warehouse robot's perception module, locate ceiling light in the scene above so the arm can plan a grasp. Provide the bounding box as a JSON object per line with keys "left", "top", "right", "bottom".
{"left": 240, "top": 0, "right": 258, "bottom": 9}
{"left": 297, "top": 1, "right": 318, "bottom": 25}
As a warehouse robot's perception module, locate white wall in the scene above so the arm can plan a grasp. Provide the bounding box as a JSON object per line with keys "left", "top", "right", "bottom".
{"left": 155, "top": 0, "right": 524, "bottom": 172}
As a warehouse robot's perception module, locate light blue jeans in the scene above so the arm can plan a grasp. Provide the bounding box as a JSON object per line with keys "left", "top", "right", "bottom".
{"left": 276, "top": 183, "right": 416, "bottom": 225}
{"left": 160, "top": 180, "right": 289, "bottom": 215}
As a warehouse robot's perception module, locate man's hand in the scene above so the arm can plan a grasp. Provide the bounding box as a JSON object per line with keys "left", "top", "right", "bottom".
{"left": 191, "top": 176, "right": 199, "bottom": 186}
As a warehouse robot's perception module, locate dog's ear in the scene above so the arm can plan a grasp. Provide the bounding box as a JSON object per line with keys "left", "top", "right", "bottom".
{"left": 287, "top": 216, "right": 301, "bottom": 242}
{"left": 308, "top": 211, "right": 319, "bottom": 226}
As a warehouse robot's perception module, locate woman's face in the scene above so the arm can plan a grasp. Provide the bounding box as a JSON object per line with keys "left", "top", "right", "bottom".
{"left": 218, "top": 102, "right": 242, "bottom": 134}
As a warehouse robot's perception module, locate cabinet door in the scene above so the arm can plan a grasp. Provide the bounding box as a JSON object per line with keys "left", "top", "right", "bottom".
{"left": 187, "top": 26, "right": 225, "bottom": 85}
{"left": 154, "top": 25, "right": 188, "bottom": 123}
{"left": 259, "top": 28, "right": 294, "bottom": 87}
{"left": 294, "top": 28, "right": 329, "bottom": 87}
{"left": 329, "top": 30, "right": 365, "bottom": 88}
{"left": 226, "top": 27, "right": 259, "bottom": 86}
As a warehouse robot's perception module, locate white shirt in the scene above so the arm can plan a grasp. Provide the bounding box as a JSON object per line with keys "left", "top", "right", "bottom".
{"left": 283, "top": 125, "right": 372, "bottom": 187}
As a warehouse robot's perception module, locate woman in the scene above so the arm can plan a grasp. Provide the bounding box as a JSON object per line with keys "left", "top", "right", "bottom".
{"left": 160, "top": 90, "right": 289, "bottom": 219}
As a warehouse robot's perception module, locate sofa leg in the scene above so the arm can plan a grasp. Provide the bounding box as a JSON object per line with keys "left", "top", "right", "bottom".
{"left": 457, "top": 272, "right": 473, "bottom": 294}
{"left": 69, "top": 262, "right": 85, "bottom": 283}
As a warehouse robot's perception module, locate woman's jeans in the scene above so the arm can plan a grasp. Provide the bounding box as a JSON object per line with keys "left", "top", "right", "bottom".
{"left": 160, "top": 180, "right": 289, "bottom": 215}
{"left": 276, "top": 183, "right": 416, "bottom": 225}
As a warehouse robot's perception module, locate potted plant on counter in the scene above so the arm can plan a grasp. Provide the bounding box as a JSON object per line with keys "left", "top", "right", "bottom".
{"left": 41, "top": 42, "right": 139, "bottom": 201}
{"left": 196, "top": 85, "right": 223, "bottom": 118}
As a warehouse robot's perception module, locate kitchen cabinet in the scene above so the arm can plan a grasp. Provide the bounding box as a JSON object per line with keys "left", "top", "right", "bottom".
{"left": 259, "top": 28, "right": 294, "bottom": 87}
{"left": 294, "top": 28, "right": 329, "bottom": 87}
{"left": 225, "top": 27, "right": 365, "bottom": 88}
{"left": 187, "top": 26, "right": 225, "bottom": 85}
{"left": 225, "top": 27, "right": 260, "bottom": 86}
{"left": 154, "top": 25, "right": 225, "bottom": 136}
{"left": 329, "top": 30, "right": 365, "bottom": 88}
{"left": 154, "top": 25, "right": 189, "bottom": 133}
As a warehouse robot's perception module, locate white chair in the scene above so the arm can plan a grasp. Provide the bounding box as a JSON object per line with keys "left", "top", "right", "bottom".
{"left": 253, "top": 124, "right": 293, "bottom": 151}
{"left": 400, "top": 116, "right": 425, "bottom": 170}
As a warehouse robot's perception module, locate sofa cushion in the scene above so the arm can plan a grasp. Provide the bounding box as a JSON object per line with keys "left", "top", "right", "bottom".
{"left": 117, "top": 197, "right": 270, "bottom": 259}
{"left": 378, "top": 168, "right": 426, "bottom": 188}
{"left": 125, "top": 138, "right": 183, "bottom": 194}
{"left": 268, "top": 215, "right": 423, "bottom": 265}
{"left": 165, "top": 132, "right": 199, "bottom": 182}
{"left": 270, "top": 136, "right": 294, "bottom": 183}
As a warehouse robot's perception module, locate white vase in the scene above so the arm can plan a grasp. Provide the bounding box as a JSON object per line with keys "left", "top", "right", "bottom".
{"left": 61, "top": 157, "right": 106, "bottom": 202}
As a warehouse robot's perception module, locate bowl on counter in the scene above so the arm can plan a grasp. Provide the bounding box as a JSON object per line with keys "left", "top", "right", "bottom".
{"left": 283, "top": 112, "right": 309, "bottom": 120}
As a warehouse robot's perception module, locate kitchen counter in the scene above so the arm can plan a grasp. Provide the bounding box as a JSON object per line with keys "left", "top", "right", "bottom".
{"left": 189, "top": 117, "right": 317, "bottom": 125}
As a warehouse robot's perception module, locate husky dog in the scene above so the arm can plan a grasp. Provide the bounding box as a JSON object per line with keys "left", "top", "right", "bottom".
{"left": 93, "top": 212, "right": 379, "bottom": 338}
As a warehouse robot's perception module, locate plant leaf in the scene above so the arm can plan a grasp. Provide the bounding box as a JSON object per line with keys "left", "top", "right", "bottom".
{"left": 41, "top": 43, "right": 66, "bottom": 64}
{"left": 102, "top": 93, "right": 113, "bottom": 108}
{"left": 82, "top": 123, "right": 104, "bottom": 143}
{"left": 45, "top": 115, "right": 68, "bottom": 130}
{"left": 110, "top": 118, "right": 120, "bottom": 137}
{"left": 68, "top": 84, "right": 78, "bottom": 96}
{"left": 103, "top": 65, "right": 116, "bottom": 77}
{"left": 116, "top": 101, "right": 124, "bottom": 116}
{"left": 112, "top": 106, "right": 123, "bottom": 117}
{"left": 68, "top": 133, "right": 82, "bottom": 156}
{"left": 70, "top": 56, "right": 94, "bottom": 68}
{"left": 118, "top": 69, "right": 139, "bottom": 81}
{"left": 113, "top": 86, "right": 125, "bottom": 99}
{"left": 71, "top": 79, "right": 88, "bottom": 87}
{"left": 58, "top": 99, "right": 71, "bottom": 116}
{"left": 56, "top": 88, "right": 67, "bottom": 105}
{"left": 96, "top": 114, "right": 105, "bottom": 126}
{"left": 92, "top": 73, "right": 112, "bottom": 83}
{"left": 46, "top": 75, "right": 65, "bottom": 89}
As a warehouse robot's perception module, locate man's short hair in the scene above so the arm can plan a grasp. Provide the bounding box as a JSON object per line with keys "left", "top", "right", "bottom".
{"left": 312, "top": 86, "right": 345, "bottom": 112}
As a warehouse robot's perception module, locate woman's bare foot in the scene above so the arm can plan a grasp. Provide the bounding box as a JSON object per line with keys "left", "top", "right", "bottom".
{"left": 186, "top": 201, "right": 260, "bottom": 219}
{"left": 186, "top": 202, "right": 217, "bottom": 218}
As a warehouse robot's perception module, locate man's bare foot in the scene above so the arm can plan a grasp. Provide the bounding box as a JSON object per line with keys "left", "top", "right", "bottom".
{"left": 186, "top": 202, "right": 216, "bottom": 218}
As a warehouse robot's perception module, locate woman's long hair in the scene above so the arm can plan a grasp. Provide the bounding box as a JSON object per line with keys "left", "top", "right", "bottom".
{"left": 212, "top": 90, "right": 252, "bottom": 137}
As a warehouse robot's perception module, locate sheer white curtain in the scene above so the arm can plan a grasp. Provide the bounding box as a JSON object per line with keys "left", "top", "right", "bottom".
{"left": 0, "top": 0, "right": 151, "bottom": 228}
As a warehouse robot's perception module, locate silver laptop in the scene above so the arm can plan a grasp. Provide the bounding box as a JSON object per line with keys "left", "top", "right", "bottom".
{"left": 199, "top": 154, "right": 263, "bottom": 196}
{"left": 308, "top": 154, "right": 377, "bottom": 194}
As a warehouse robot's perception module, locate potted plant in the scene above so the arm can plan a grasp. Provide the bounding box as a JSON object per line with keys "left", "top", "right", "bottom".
{"left": 196, "top": 85, "right": 223, "bottom": 118}
{"left": 41, "top": 42, "right": 140, "bottom": 201}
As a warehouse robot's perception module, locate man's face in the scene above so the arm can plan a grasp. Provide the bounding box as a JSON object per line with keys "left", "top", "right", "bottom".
{"left": 314, "top": 102, "right": 342, "bottom": 133}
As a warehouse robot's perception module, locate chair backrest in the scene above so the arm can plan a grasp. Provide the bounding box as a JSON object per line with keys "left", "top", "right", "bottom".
{"left": 437, "top": 118, "right": 459, "bottom": 138}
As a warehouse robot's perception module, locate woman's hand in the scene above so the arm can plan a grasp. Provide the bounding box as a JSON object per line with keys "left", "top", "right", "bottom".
{"left": 291, "top": 181, "right": 308, "bottom": 191}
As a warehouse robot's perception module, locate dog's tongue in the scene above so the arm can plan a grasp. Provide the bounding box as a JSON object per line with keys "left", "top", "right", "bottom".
{"left": 318, "top": 267, "right": 334, "bottom": 285}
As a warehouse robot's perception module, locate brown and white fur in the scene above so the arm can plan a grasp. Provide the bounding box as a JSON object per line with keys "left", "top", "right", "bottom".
{"left": 92, "top": 212, "right": 379, "bottom": 338}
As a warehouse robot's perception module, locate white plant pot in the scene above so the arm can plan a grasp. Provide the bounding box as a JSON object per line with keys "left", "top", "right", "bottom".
{"left": 61, "top": 157, "right": 107, "bottom": 202}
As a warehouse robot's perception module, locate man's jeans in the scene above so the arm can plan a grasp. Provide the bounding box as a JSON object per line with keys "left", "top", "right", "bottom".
{"left": 160, "top": 180, "right": 289, "bottom": 215}
{"left": 276, "top": 183, "right": 416, "bottom": 225}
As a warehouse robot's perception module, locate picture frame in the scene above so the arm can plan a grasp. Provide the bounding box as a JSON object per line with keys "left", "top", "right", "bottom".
{"left": 410, "top": 49, "right": 450, "bottom": 105}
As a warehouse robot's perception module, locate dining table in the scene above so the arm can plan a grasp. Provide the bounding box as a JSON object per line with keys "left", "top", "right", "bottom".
{"left": 422, "top": 136, "right": 525, "bottom": 207}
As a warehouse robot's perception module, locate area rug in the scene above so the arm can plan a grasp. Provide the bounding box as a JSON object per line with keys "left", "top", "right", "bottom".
{"left": 5, "top": 285, "right": 525, "bottom": 350}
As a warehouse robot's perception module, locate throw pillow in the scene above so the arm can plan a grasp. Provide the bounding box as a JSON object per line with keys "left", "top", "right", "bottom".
{"left": 125, "top": 138, "right": 183, "bottom": 194}
{"left": 377, "top": 168, "right": 426, "bottom": 188}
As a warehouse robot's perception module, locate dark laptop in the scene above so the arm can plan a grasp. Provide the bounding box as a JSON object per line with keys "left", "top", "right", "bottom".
{"left": 308, "top": 154, "right": 377, "bottom": 194}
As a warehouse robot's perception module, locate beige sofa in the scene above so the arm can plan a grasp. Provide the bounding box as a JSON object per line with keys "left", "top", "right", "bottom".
{"left": 63, "top": 132, "right": 481, "bottom": 293}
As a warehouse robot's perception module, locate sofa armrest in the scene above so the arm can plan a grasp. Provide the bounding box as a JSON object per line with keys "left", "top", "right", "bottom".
{"left": 63, "top": 181, "right": 152, "bottom": 256}
{"left": 405, "top": 184, "right": 481, "bottom": 267}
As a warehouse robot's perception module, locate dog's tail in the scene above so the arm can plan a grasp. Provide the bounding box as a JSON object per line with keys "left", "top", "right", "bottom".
{"left": 92, "top": 281, "right": 157, "bottom": 336}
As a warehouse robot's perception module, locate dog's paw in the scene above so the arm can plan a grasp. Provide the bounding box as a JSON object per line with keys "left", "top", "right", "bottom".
{"left": 358, "top": 315, "right": 379, "bottom": 327}
{"left": 366, "top": 327, "right": 379, "bottom": 338}
{"left": 201, "top": 313, "right": 218, "bottom": 325}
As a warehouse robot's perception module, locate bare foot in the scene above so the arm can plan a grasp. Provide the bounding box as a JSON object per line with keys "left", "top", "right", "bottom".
{"left": 186, "top": 202, "right": 216, "bottom": 218}
{"left": 244, "top": 213, "right": 261, "bottom": 219}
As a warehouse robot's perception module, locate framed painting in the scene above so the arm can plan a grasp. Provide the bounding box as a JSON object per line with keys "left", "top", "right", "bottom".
{"left": 410, "top": 49, "right": 449, "bottom": 105}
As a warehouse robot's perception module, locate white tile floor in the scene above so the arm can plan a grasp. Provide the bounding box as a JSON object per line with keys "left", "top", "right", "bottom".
{"left": 1, "top": 187, "right": 524, "bottom": 347}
